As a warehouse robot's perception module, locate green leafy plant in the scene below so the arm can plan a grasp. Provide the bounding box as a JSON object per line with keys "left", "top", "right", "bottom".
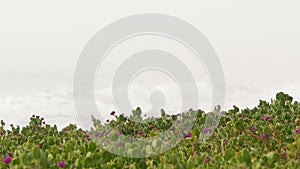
{"left": 1, "top": 92, "right": 300, "bottom": 168}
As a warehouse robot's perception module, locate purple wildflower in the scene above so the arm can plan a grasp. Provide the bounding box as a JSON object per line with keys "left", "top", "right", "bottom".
{"left": 185, "top": 132, "right": 192, "bottom": 138}
{"left": 149, "top": 125, "right": 155, "bottom": 129}
{"left": 56, "top": 161, "right": 67, "bottom": 167}
{"left": 94, "top": 132, "right": 100, "bottom": 137}
{"left": 251, "top": 126, "right": 256, "bottom": 131}
{"left": 223, "top": 140, "right": 226, "bottom": 145}
{"left": 8, "top": 152, "right": 13, "bottom": 157}
{"left": 137, "top": 131, "right": 144, "bottom": 135}
{"left": 86, "top": 137, "right": 91, "bottom": 141}
{"left": 110, "top": 111, "right": 115, "bottom": 116}
{"left": 203, "top": 128, "right": 212, "bottom": 133}
{"left": 295, "top": 128, "right": 300, "bottom": 133}
{"left": 3, "top": 157, "right": 12, "bottom": 164}
{"left": 118, "top": 131, "right": 124, "bottom": 135}
{"left": 261, "top": 134, "right": 268, "bottom": 139}
{"left": 204, "top": 156, "right": 210, "bottom": 163}
{"left": 221, "top": 123, "right": 226, "bottom": 127}
{"left": 263, "top": 116, "right": 270, "bottom": 121}
{"left": 85, "top": 133, "right": 90, "bottom": 138}
{"left": 189, "top": 108, "right": 193, "bottom": 111}
{"left": 116, "top": 142, "right": 121, "bottom": 146}
{"left": 104, "top": 132, "right": 109, "bottom": 136}
{"left": 211, "top": 122, "right": 217, "bottom": 126}
{"left": 242, "top": 114, "right": 246, "bottom": 118}
{"left": 207, "top": 144, "right": 211, "bottom": 149}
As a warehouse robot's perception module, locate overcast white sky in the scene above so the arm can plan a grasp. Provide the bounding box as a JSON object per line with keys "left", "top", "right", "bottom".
{"left": 0, "top": 0, "right": 299, "bottom": 129}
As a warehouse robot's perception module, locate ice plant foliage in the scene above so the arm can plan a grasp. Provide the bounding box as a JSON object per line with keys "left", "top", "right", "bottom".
{"left": 0, "top": 92, "right": 300, "bottom": 168}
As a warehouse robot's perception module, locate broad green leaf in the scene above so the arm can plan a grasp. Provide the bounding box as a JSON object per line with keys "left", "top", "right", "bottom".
{"left": 83, "top": 157, "right": 93, "bottom": 168}
{"left": 32, "top": 146, "right": 41, "bottom": 160}
{"left": 224, "top": 148, "right": 235, "bottom": 161}
{"left": 243, "top": 148, "right": 251, "bottom": 166}
{"left": 235, "top": 120, "right": 244, "bottom": 131}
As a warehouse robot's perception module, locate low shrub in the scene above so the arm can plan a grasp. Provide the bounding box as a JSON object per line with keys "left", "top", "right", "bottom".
{"left": 0, "top": 92, "right": 300, "bottom": 168}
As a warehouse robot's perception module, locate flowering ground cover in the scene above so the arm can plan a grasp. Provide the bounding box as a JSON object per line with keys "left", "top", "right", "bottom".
{"left": 1, "top": 92, "right": 300, "bottom": 168}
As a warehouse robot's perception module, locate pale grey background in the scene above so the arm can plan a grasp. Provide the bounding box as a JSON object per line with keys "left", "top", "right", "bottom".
{"left": 0, "top": 0, "right": 299, "bottom": 129}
